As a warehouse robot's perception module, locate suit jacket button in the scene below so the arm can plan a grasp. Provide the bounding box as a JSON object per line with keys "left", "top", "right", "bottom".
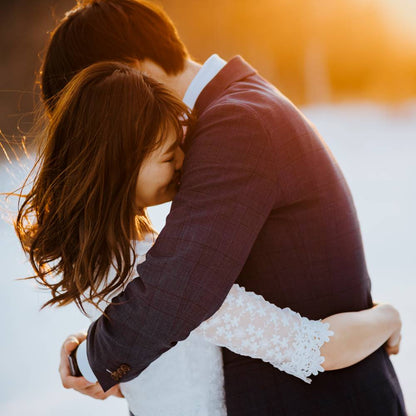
{"left": 111, "top": 364, "right": 130, "bottom": 381}
{"left": 120, "top": 364, "right": 130, "bottom": 373}
{"left": 110, "top": 371, "right": 120, "bottom": 381}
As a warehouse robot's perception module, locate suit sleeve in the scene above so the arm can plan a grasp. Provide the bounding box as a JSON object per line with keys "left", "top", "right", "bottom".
{"left": 86, "top": 104, "right": 279, "bottom": 391}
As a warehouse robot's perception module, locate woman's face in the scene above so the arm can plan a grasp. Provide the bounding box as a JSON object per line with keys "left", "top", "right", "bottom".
{"left": 135, "top": 131, "right": 184, "bottom": 208}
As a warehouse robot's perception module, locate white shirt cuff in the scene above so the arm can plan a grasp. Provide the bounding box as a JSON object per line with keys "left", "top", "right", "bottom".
{"left": 76, "top": 340, "right": 97, "bottom": 383}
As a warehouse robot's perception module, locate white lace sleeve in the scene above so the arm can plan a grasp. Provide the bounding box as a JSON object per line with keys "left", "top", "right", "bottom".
{"left": 193, "top": 284, "right": 334, "bottom": 384}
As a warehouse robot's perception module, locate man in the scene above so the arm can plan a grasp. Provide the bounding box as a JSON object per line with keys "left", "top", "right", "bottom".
{"left": 45, "top": 0, "right": 405, "bottom": 414}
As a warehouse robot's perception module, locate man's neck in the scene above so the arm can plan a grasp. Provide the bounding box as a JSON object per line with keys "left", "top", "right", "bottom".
{"left": 139, "top": 58, "right": 202, "bottom": 100}
{"left": 163, "top": 59, "right": 202, "bottom": 99}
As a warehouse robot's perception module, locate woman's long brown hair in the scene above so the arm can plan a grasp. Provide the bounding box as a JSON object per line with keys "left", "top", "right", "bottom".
{"left": 15, "top": 61, "right": 190, "bottom": 313}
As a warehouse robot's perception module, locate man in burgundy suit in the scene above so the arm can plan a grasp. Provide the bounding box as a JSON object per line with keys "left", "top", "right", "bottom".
{"left": 46, "top": 1, "right": 406, "bottom": 414}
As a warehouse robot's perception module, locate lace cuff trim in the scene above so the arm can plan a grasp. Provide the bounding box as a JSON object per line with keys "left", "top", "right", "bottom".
{"left": 194, "top": 284, "right": 334, "bottom": 383}
{"left": 273, "top": 315, "right": 334, "bottom": 383}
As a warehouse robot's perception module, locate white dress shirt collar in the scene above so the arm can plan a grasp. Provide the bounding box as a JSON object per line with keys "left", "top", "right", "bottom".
{"left": 183, "top": 54, "right": 227, "bottom": 110}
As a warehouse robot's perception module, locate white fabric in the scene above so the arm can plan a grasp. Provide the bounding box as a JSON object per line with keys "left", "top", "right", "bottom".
{"left": 182, "top": 54, "right": 227, "bottom": 110}
{"left": 76, "top": 341, "right": 96, "bottom": 383}
{"left": 79, "top": 238, "right": 333, "bottom": 415}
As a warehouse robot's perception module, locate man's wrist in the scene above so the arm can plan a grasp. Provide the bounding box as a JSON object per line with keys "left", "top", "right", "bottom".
{"left": 76, "top": 340, "right": 98, "bottom": 383}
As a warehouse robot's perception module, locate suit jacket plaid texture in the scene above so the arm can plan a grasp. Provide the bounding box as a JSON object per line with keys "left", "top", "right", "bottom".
{"left": 87, "top": 57, "right": 406, "bottom": 415}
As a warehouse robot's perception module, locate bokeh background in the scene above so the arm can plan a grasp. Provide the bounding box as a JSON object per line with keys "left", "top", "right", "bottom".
{"left": 1, "top": 0, "right": 415, "bottom": 414}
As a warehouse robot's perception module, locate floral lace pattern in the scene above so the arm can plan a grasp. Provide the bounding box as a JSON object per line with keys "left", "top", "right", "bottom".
{"left": 194, "top": 284, "right": 334, "bottom": 383}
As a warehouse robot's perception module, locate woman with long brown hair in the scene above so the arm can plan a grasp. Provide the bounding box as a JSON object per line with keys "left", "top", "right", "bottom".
{"left": 15, "top": 60, "right": 402, "bottom": 415}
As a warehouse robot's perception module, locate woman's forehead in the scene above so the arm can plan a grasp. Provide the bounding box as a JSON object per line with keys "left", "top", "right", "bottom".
{"left": 146, "top": 130, "right": 178, "bottom": 161}
{"left": 159, "top": 130, "right": 179, "bottom": 153}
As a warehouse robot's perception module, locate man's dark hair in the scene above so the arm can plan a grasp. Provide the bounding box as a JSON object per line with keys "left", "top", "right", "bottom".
{"left": 41, "top": 0, "right": 188, "bottom": 112}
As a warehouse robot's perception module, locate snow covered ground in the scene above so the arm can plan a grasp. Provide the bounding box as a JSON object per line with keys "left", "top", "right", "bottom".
{"left": 0, "top": 102, "right": 415, "bottom": 415}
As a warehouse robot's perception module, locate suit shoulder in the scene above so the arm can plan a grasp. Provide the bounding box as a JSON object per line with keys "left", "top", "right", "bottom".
{"left": 192, "top": 98, "right": 270, "bottom": 148}
{"left": 186, "top": 98, "right": 276, "bottom": 171}
{"left": 199, "top": 98, "right": 263, "bottom": 126}
{"left": 200, "top": 78, "right": 309, "bottom": 137}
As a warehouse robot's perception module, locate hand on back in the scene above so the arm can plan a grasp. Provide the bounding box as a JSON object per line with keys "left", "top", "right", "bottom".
{"left": 59, "top": 332, "right": 124, "bottom": 400}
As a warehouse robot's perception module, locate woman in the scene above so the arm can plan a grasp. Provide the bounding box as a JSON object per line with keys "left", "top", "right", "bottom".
{"left": 15, "top": 61, "right": 401, "bottom": 415}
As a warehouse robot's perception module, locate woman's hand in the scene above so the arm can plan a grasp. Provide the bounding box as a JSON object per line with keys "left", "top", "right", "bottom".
{"left": 321, "top": 302, "right": 402, "bottom": 371}
{"left": 382, "top": 304, "right": 402, "bottom": 356}
{"left": 385, "top": 331, "right": 402, "bottom": 355}
{"left": 59, "top": 332, "right": 124, "bottom": 400}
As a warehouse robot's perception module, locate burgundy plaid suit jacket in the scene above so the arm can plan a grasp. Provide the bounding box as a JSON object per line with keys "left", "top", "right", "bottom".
{"left": 87, "top": 57, "right": 406, "bottom": 415}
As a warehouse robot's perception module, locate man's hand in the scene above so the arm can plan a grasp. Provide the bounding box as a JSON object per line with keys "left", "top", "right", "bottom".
{"left": 59, "top": 332, "right": 124, "bottom": 400}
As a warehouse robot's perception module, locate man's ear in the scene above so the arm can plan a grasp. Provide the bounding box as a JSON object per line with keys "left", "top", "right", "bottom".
{"left": 138, "top": 59, "right": 170, "bottom": 83}
{"left": 125, "top": 58, "right": 164, "bottom": 80}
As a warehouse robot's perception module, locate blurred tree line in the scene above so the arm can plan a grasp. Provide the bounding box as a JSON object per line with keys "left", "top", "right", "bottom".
{"left": 162, "top": 0, "right": 416, "bottom": 103}
{"left": 1, "top": 0, "right": 415, "bottom": 158}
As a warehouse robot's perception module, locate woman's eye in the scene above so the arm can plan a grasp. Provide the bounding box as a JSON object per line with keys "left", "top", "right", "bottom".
{"left": 164, "top": 157, "right": 174, "bottom": 163}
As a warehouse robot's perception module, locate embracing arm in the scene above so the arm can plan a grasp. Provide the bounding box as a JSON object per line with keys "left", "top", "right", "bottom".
{"left": 193, "top": 284, "right": 401, "bottom": 383}
{"left": 84, "top": 103, "right": 400, "bottom": 391}
{"left": 86, "top": 105, "right": 279, "bottom": 390}
{"left": 320, "top": 302, "right": 401, "bottom": 370}
{"left": 73, "top": 281, "right": 401, "bottom": 386}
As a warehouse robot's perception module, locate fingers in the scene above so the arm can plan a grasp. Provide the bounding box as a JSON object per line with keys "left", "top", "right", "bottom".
{"left": 59, "top": 341, "right": 77, "bottom": 379}
{"left": 61, "top": 374, "right": 96, "bottom": 390}
{"left": 85, "top": 383, "right": 124, "bottom": 400}
{"left": 63, "top": 332, "right": 87, "bottom": 354}
{"left": 106, "top": 384, "right": 125, "bottom": 399}
{"left": 59, "top": 332, "right": 93, "bottom": 389}
{"left": 81, "top": 382, "right": 109, "bottom": 400}
{"left": 59, "top": 369, "right": 106, "bottom": 398}
{"left": 386, "top": 344, "right": 400, "bottom": 355}
{"left": 57, "top": 332, "right": 124, "bottom": 400}
{"left": 62, "top": 338, "right": 78, "bottom": 356}
{"left": 385, "top": 334, "right": 401, "bottom": 355}
{"left": 387, "top": 333, "right": 402, "bottom": 348}
{"left": 62, "top": 380, "right": 124, "bottom": 400}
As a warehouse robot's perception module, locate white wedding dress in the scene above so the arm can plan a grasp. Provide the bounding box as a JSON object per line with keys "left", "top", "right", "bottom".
{"left": 82, "top": 236, "right": 333, "bottom": 416}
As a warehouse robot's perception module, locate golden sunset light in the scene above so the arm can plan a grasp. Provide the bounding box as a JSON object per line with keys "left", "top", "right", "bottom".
{"left": 159, "top": 0, "right": 416, "bottom": 105}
